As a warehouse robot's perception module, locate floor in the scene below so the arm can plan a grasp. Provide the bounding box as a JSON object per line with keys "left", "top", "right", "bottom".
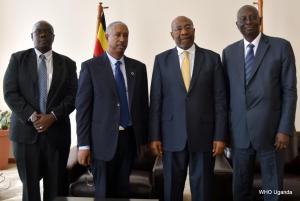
{"left": 0, "top": 164, "right": 192, "bottom": 201}
{"left": 0, "top": 164, "right": 22, "bottom": 201}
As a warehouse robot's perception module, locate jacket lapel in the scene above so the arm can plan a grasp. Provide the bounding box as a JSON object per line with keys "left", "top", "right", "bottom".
{"left": 247, "top": 34, "right": 270, "bottom": 84}
{"left": 28, "top": 49, "right": 38, "bottom": 86}
{"left": 189, "top": 45, "right": 204, "bottom": 93}
{"left": 236, "top": 40, "right": 246, "bottom": 85}
{"left": 47, "top": 52, "right": 62, "bottom": 104}
{"left": 170, "top": 48, "right": 186, "bottom": 92}
{"left": 124, "top": 57, "right": 136, "bottom": 109}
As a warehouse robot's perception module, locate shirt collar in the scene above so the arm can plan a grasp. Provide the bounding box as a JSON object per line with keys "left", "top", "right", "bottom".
{"left": 34, "top": 49, "right": 52, "bottom": 60}
{"left": 106, "top": 52, "right": 125, "bottom": 66}
{"left": 176, "top": 44, "right": 195, "bottom": 56}
{"left": 243, "top": 32, "right": 261, "bottom": 49}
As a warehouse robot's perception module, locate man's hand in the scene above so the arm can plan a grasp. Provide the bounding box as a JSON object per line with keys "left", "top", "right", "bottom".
{"left": 149, "top": 140, "right": 163, "bottom": 156}
{"left": 33, "top": 113, "right": 56, "bottom": 133}
{"left": 274, "top": 132, "right": 290, "bottom": 150}
{"left": 78, "top": 149, "right": 91, "bottom": 166}
{"left": 212, "top": 141, "right": 226, "bottom": 157}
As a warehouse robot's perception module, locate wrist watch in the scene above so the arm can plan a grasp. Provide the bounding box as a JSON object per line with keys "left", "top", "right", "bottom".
{"left": 30, "top": 112, "right": 37, "bottom": 122}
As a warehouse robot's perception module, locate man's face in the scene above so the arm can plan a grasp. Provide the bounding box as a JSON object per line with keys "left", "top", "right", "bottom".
{"left": 31, "top": 21, "right": 54, "bottom": 53}
{"left": 236, "top": 6, "right": 261, "bottom": 42}
{"left": 171, "top": 16, "right": 195, "bottom": 50}
{"left": 106, "top": 24, "right": 129, "bottom": 56}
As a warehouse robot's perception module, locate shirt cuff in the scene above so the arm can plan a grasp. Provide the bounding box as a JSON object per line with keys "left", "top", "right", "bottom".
{"left": 79, "top": 146, "right": 90, "bottom": 150}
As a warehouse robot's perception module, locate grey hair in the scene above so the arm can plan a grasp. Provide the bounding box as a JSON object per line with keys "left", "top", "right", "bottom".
{"left": 106, "top": 21, "right": 128, "bottom": 35}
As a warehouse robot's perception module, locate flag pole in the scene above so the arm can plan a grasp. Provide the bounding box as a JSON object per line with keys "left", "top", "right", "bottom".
{"left": 96, "top": 2, "right": 109, "bottom": 37}
{"left": 254, "top": 0, "right": 263, "bottom": 32}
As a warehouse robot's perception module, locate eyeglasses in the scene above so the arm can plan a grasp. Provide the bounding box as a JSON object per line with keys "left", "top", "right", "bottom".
{"left": 33, "top": 29, "right": 54, "bottom": 35}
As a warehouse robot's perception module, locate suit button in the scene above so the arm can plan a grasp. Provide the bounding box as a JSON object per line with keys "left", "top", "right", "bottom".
{"left": 117, "top": 103, "right": 120, "bottom": 107}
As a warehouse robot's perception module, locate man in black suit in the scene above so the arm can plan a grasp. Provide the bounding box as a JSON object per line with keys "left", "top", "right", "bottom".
{"left": 222, "top": 5, "right": 297, "bottom": 201}
{"left": 149, "top": 16, "right": 227, "bottom": 201}
{"left": 76, "top": 21, "right": 149, "bottom": 198}
{"left": 3, "top": 21, "right": 77, "bottom": 201}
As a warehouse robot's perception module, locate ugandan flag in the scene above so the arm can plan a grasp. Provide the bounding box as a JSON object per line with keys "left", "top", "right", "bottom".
{"left": 93, "top": 12, "right": 108, "bottom": 57}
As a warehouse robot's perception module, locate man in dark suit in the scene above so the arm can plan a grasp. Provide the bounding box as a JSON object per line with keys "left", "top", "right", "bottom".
{"left": 3, "top": 21, "right": 77, "bottom": 201}
{"left": 149, "top": 16, "right": 227, "bottom": 201}
{"left": 222, "top": 5, "right": 297, "bottom": 201}
{"left": 76, "top": 21, "right": 149, "bottom": 198}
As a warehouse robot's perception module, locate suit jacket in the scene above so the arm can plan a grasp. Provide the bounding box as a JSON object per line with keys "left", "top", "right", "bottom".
{"left": 149, "top": 44, "right": 227, "bottom": 152}
{"left": 222, "top": 34, "right": 297, "bottom": 151}
{"left": 3, "top": 48, "right": 77, "bottom": 148}
{"left": 76, "top": 53, "right": 149, "bottom": 161}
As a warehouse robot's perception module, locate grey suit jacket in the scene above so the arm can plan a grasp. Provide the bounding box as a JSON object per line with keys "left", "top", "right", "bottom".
{"left": 222, "top": 34, "right": 297, "bottom": 151}
{"left": 3, "top": 48, "right": 77, "bottom": 148}
{"left": 149, "top": 44, "right": 227, "bottom": 152}
{"left": 76, "top": 53, "right": 149, "bottom": 161}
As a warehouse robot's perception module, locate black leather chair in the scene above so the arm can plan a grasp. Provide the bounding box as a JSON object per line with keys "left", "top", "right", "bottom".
{"left": 67, "top": 147, "right": 162, "bottom": 199}
{"left": 67, "top": 146, "right": 233, "bottom": 201}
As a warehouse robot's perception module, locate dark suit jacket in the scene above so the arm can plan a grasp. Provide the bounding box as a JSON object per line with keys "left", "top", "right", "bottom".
{"left": 149, "top": 44, "right": 227, "bottom": 152}
{"left": 222, "top": 34, "right": 297, "bottom": 151}
{"left": 76, "top": 53, "right": 149, "bottom": 161}
{"left": 3, "top": 48, "right": 77, "bottom": 148}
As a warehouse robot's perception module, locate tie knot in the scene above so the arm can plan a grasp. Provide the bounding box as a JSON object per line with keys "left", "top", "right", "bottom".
{"left": 115, "top": 60, "right": 122, "bottom": 67}
{"left": 183, "top": 51, "right": 189, "bottom": 57}
{"left": 40, "top": 54, "right": 46, "bottom": 60}
{"left": 247, "top": 43, "right": 254, "bottom": 49}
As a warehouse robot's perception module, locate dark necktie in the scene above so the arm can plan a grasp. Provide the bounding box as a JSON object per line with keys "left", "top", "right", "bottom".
{"left": 245, "top": 43, "right": 255, "bottom": 84}
{"left": 38, "top": 54, "right": 47, "bottom": 113}
{"left": 115, "top": 61, "right": 130, "bottom": 128}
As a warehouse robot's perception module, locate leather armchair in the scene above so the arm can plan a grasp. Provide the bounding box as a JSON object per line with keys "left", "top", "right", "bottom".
{"left": 66, "top": 146, "right": 233, "bottom": 201}
{"left": 66, "top": 146, "right": 162, "bottom": 199}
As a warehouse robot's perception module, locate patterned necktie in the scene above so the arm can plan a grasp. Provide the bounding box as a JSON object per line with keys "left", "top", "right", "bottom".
{"left": 115, "top": 61, "right": 130, "bottom": 128}
{"left": 38, "top": 54, "right": 47, "bottom": 113}
{"left": 245, "top": 43, "right": 255, "bottom": 84}
{"left": 181, "top": 51, "right": 191, "bottom": 91}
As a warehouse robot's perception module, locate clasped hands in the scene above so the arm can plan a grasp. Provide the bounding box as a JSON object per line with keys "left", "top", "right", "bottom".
{"left": 31, "top": 112, "right": 56, "bottom": 133}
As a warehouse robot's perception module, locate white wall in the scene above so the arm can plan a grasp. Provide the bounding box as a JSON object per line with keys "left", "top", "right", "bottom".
{"left": 0, "top": 0, "right": 299, "bottom": 149}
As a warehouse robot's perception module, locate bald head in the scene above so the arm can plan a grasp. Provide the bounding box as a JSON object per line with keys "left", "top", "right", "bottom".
{"left": 171, "top": 16, "right": 194, "bottom": 32}
{"left": 170, "top": 16, "right": 195, "bottom": 50}
{"left": 236, "top": 5, "right": 261, "bottom": 42}
{"left": 31, "top": 20, "right": 55, "bottom": 53}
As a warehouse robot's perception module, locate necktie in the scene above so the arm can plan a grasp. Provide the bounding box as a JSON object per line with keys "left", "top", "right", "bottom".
{"left": 38, "top": 54, "right": 47, "bottom": 113}
{"left": 115, "top": 61, "right": 130, "bottom": 128}
{"left": 181, "top": 51, "right": 191, "bottom": 91}
{"left": 245, "top": 44, "right": 255, "bottom": 84}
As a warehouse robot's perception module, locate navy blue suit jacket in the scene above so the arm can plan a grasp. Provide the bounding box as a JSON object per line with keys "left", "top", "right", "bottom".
{"left": 222, "top": 34, "right": 297, "bottom": 151}
{"left": 149, "top": 44, "right": 227, "bottom": 152}
{"left": 76, "top": 53, "right": 149, "bottom": 161}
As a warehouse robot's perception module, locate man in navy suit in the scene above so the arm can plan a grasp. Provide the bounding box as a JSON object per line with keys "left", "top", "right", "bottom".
{"left": 76, "top": 21, "right": 149, "bottom": 198}
{"left": 222, "top": 5, "right": 297, "bottom": 201}
{"left": 3, "top": 21, "right": 77, "bottom": 201}
{"left": 149, "top": 16, "right": 227, "bottom": 201}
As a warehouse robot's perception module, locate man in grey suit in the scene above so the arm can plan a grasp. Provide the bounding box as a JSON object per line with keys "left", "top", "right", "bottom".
{"left": 149, "top": 16, "right": 227, "bottom": 201}
{"left": 76, "top": 21, "right": 149, "bottom": 198}
{"left": 222, "top": 5, "right": 297, "bottom": 201}
{"left": 3, "top": 21, "right": 77, "bottom": 201}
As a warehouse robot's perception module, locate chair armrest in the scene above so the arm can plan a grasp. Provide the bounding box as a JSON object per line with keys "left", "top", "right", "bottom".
{"left": 152, "top": 156, "right": 163, "bottom": 199}
{"left": 67, "top": 146, "right": 87, "bottom": 184}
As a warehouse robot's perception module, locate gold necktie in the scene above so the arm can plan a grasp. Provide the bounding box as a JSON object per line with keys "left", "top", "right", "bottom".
{"left": 181, "top": 51, "right": 190, "bottom": 91}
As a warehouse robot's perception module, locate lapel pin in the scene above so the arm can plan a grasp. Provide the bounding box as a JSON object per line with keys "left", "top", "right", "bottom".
{"left": 131, "top": 72, "right": 135, "bottom": 76}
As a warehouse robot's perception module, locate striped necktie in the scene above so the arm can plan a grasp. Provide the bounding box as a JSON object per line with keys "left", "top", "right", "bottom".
{"left": 38, "top": 54, "right": 47, "bottom": 113}
{"left": 245, "top": 43, "right": 255, "bottom": 84}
